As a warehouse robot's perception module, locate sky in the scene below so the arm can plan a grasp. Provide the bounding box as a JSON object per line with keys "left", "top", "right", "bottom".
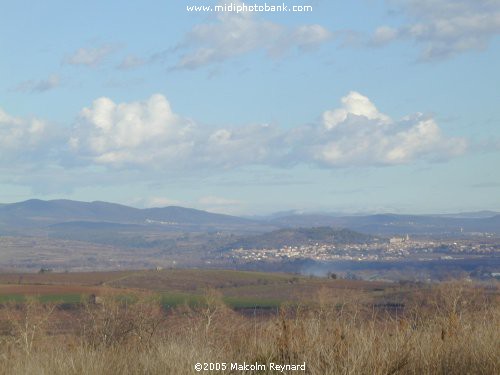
{"left": 0, "top": 0, "right": 499, "bottom": 215}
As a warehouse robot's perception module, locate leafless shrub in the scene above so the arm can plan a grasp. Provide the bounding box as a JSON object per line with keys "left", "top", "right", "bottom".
{"left": 0, "top": 298, "right": 55, "bottom": 356}
{"left": 78, "top": 293, "right": 164, "bottom": 349}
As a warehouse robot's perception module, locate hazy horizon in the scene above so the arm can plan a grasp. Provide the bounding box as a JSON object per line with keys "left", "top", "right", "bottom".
{"left": 1, "top": 197, "right": 499, "bottom": 218}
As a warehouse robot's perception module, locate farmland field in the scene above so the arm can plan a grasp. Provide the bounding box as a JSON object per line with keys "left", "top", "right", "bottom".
{"left": 0, "top": 268, "right": 393, "bottom": 308}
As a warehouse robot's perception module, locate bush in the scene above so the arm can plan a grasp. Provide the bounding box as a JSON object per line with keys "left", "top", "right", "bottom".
{"left": 78, "top": 293, "right": 164, "bottom": 348}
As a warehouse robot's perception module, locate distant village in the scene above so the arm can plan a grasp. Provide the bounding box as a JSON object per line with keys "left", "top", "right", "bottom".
{"left": 224, "top": 235, "right": 499, "bottom": 263}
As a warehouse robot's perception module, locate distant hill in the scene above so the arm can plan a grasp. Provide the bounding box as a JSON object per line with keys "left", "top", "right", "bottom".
{"left": 0, "top": 199, "right": 261, "bottom": 234}
{"left": 268, "top": 213, "right": 500, "bottom": 235}
{"left": 49, "top": 221, "right": 149, "bottom": 231}
{"left": 0, "top": 199, "right": 139, "bottom": 226}
{"left": 431, "top": 211, "right": 500, "bottom": 219}
{"left": 223, "top": 227, "right": 379, "bottom": 250}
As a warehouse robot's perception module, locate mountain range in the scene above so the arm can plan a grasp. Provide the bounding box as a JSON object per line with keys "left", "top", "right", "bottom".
{"left": 0, "top": 199, "right": 254, "bottom": 230}
{"left": 0, "top": 199, "right": 499, "bottom": 237}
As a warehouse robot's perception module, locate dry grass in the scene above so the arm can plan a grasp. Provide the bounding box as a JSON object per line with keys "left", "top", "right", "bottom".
{"left": 0, "top": 281, "right": 498, "bottom": 374}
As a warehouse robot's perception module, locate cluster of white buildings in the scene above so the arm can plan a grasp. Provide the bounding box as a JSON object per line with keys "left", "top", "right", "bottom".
{"left": 225, "top": 236, "right": 499, "bottom": 263}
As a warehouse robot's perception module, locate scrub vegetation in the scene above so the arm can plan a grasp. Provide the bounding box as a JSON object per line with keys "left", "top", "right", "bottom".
{"left": 0, "top": 271, "right": 498, "bottom": 374}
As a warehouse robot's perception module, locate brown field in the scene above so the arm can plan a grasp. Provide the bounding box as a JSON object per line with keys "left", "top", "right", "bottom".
{"left": 0, "top": 269, "right": 392, "bottom": 305}
{"left": 0, "top": 270, "right": 140, "bottom": 286}
{"left": 0, "top": 269, "right": 498, "bottom": 374}
{"left": 0, "top": 284, "right": 108, "bottom": 295}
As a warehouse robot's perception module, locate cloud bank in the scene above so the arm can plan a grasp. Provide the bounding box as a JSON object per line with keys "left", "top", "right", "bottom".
{"left": 67, "top": 92, "right": 467, "bottom": 170}
{"left": 0, "top": 91, "right": 468, "bottom": 191}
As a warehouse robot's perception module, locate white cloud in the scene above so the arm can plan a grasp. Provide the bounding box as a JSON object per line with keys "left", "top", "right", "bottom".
{"left": 176, "top": 0, "right": 331, "bottom": 69}
{"left": 64, "top": 44, "right": 117, "bottom": 67}
{"left": 371, "top": 0, "right": 500, "bottom": 60}
{"left": 70, "top": 94, "right": 195, "bottom": 167}
{"left": 0, "top": 91, "right": 472, "bottom": 196}
{"left": 0, "top": 108, "right": 67, "bottom": 174}
{"left": 70, "top": 94, "right": 284, "bottom": 169}
{"left": 307, "top": 92, "right": 467, "bottom": 166}
{"left": 69, "top": 92, "right": 466, "bottom": 170}
{"left": 13, "top": 74, "right": 60, "bottom": 93}
{"left": 322, "top": 91, "right": 391, "bottom": 129}
{"left": 1, "top": 108, "right": 47, "bottom": 152}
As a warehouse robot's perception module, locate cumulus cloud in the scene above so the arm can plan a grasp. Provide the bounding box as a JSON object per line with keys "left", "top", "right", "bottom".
{"left": 371, "top": 0, "right": 500, "bottom": 60}
{"left": 69, "top": 94, "right": 287, "bottom": 169}
{"left": 0, "top": 108, "right": 58, "bottom": 162}
{"left": 69, "top": 94, "right": 195, "bottom": 167}
{"left": 68, "top": 92, "right": 467, "bottom": 170}
{"left": 322, "top": 91, "right": 391, "bottom": 130}
{"left": 13, "top": 74, "right": 60, "bottom": 93}
{"left": 305, "top": 91, "right": 467, "bottom": 166}
{"left": 175, "top": 0, "right": 331, "bottom": 69}
{"left": 64, "top": 44, "right": 117, "bottom": 67}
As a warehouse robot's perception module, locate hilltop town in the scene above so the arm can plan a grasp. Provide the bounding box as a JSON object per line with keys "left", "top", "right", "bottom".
{"left": 224, "top": 235, "right": 499, "bottom": 263}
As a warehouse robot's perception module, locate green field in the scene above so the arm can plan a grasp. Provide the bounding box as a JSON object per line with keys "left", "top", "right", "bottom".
{"left": 0, "top": 268, "right": 392, "bottom": 310}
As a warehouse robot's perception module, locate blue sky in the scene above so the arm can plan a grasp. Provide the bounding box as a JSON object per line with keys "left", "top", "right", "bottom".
{"left": 1, "top": 0, "right": 499, "bottom": 215}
